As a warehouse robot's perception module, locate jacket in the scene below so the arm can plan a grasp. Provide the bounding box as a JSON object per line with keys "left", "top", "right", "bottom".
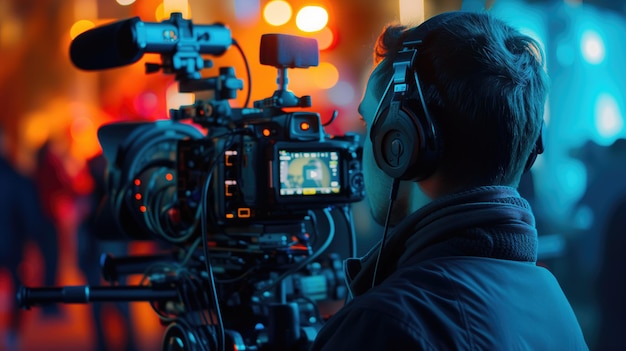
{"left": 310, "top": 186, "right": 588, "bottom": 350}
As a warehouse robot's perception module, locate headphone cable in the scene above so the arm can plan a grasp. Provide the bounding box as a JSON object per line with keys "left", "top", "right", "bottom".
{"left": 371, "top": 177, "right": 400, "bottom": 288}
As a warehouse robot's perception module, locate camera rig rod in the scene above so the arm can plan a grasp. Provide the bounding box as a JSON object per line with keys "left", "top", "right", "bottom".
{"left": 17, "top": 285, "right": 178, "bottom": 309}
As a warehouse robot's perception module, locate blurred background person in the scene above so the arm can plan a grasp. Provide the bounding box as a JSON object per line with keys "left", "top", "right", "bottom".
{"left": 0, "top": 126, "right": 59, "bottom": 351}
{"left": 75, "top": 152, "right": 139, "bottom": 351}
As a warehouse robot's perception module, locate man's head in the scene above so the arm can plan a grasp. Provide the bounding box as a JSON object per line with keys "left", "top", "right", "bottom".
{"left": 359, "top": 11, "right": 549, "bottom": 223}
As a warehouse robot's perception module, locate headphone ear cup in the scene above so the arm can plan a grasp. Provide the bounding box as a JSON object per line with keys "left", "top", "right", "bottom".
{"left": 370, "top": 99, "right": 438, "bottom": 181}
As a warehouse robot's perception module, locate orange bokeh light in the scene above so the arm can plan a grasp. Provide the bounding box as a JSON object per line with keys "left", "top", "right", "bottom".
{"left": 296, "top": 6, "right": 329, "bottom": 32}
{"left": 69, "top": 20, "right": 95, "bottom": 40}
{"left": 156, "top": 1, "right": 191, "bottom": 22}
{"left": 311, "top": 62, "right": 339, "bottom": 89}
{"left": 263, "top": 0, "right": 292, "bottom": 26}
{"left": 312, "top": 27, "right": 335, "bottom": 51}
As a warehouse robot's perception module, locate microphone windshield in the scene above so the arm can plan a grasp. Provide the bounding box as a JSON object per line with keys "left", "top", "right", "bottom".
{"left": 70, "top": 17, "right": 144, "bottom": 71}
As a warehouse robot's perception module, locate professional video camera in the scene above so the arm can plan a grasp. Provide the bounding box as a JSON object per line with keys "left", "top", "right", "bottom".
{"left": 18, "top": 12, "right": 364, "bottom": 351}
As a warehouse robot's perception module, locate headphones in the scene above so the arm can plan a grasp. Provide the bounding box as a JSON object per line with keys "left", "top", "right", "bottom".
{"left": 369, "top": 41, "right": 545, "bottom": 181}
{"left": 369, "top": 40, "right": 440, "bottom": 181}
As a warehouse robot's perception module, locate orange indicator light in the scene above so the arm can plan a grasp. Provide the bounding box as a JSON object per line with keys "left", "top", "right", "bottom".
{"left": 238, "top": 208, "right": 251, "bottom": 218}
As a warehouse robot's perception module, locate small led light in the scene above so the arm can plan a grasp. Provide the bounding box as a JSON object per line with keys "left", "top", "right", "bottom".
{"left": 139, "top": 205, "right": 147, "bottom": 213}
{"left": 225, "top": 150, "right": 237, "bottom": 166}
{"left": 238, "top": 208, "right": 251, "bottom": 218}
{"left": 263, "top": 128, "right": 271, "bottom": 137}
{"left": 300, "top": 122, "right": 310, "bottom": 131}
{"left": 225, "top": 182, "right": 236, "bottom": 196}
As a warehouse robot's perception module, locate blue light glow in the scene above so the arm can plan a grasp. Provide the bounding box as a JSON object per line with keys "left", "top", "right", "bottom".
{"left": 594, "top": 93, "right": 624, "bottom": 142}
{"left": 488, "top": 0, "right": 626, "bottom": 227}
{"left": 581, "top": 29, "right": 605, "bottom": 64}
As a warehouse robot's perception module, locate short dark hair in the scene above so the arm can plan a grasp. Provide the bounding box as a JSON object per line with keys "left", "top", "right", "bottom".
{"left": 373, "top": 11, "right": 549, "bottom": 188}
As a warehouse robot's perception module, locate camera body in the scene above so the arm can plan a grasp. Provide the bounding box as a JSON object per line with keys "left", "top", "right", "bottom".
{"left": 177, "top": 109, "right": 364, "bottom": 226}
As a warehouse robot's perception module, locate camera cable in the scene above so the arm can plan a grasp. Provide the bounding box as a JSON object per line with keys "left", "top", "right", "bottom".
{"left": 197, "top": 134, "right": 240, "bottom": 351}
{"left": 232, "top": 39, "right": 252, "bottom": 108}
{"left": 340, "top": 204, "right": 358, "bottom": 258}
{"left": 259, "top": 208, "right": 335, "bottom": 294}
{"left": 371, "top": 178, "right": 400, "bottom": 288}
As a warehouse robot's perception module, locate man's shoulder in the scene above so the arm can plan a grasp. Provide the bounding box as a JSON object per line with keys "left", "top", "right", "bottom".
{"left": 311, "top": 296, "right": 438, "bottom": 351}
{"left": 312, "top": 265, "right": 465, "bottom": 350}
{"left": 312, "top": 257, "right": 588, "bottom": 350}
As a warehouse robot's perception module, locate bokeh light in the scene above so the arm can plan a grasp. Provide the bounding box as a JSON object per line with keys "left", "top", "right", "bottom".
{"left": 581, "top": 29, "right": 605, "bottom": 64}
{"left": 263, "top": 0, "right": 292, "bottom": 26}
{"left": 156, "top": 0, "right": 191, "bottom": 21}
{"left": 594, "top": 93, "right": 624, "bottom": 141}
{"left": 165, "top": 0, "right": 190, "bottom": 15}
{"left": 399, "top": 0, "right": 425, "bottom": 25}
{"left": 70, "top": 115, "right": 101, "bottom": 160}
{"left": 0, "top": 16, "right": 23, "bottom": 47}
{"left": 166, "top": 83, "right": 194, "bottom": 113}
{"left": 296, "top": 6, "right": 329, "bottom": 32}
{"left": 155, "top": 4, "right": 167, "bottom": 21}
{"left": 311, "top": 27, "right": 335, "bottom": 51}
{"left": 24, "top": 116, "right": 51, "bottom": 150}
{"left": 558, "top": 159, "right": 587, "bottom": 207}
{"left": 311, "top": 62, "right": 339, "bottom": 89}
{"left": 133, "top": 91, "right": 160, "bottom": 118}
{"left": 70, "top": 20, "right": 95, "bottom": 40}
{"left": 235, "top": 0, "right": 260, "bottom": 24}
{"left": 116, "top": 0, "right": 136, "bottom": 5}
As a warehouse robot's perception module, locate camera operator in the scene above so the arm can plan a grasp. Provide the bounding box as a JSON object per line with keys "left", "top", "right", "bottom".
{"left": 310, "top": 11, "right": 588, "bottom": 350}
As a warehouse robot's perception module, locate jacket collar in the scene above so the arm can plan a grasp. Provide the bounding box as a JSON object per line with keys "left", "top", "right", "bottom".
{"left": 345, "top": 186, "right": 538, "bottom": 298}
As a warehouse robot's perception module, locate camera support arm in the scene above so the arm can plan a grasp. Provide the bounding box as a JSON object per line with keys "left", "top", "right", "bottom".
{"left": 17, "top": 285, "right": 179, "bottom": 309}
